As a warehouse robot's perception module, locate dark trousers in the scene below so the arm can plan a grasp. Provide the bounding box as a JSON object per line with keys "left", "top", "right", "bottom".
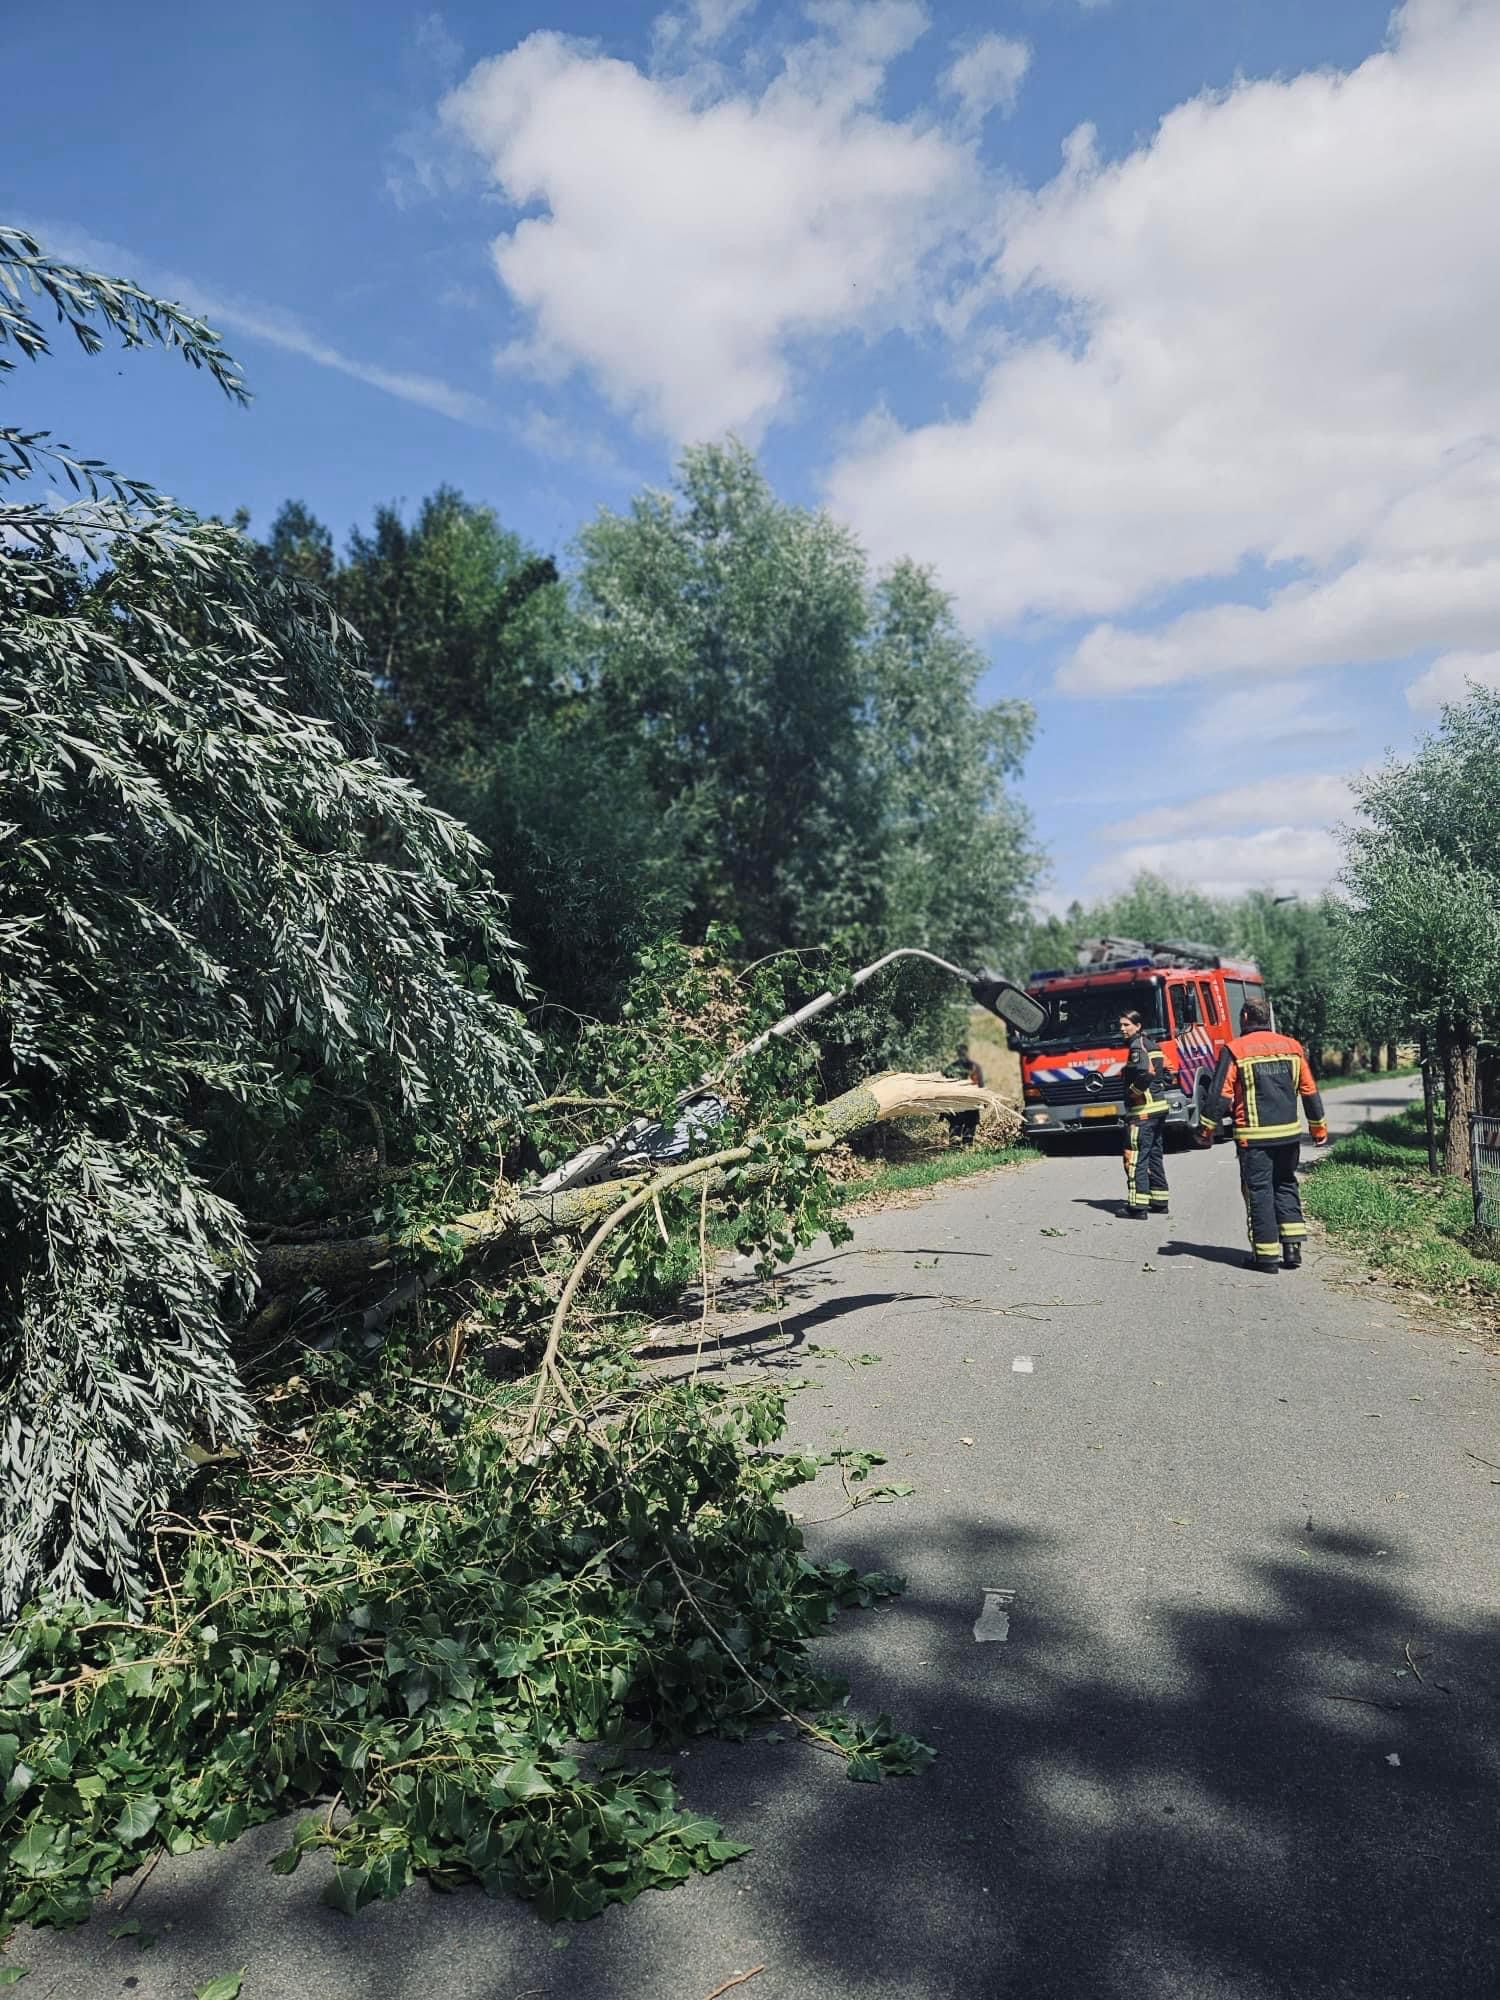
{"left": 1124, "top": 1113, "right": 1168, "bottom": 1211}
{"left": 1239, "top": 1141, "right": 1307, "bottom": 1263}
{"left": 947, "top": 1110, "right": 979, "bottom": 1148}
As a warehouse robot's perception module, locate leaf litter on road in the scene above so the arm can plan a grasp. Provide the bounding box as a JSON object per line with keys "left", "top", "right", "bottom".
{"left": 194, "top": 1974, "right": 246, "bottom": 2000}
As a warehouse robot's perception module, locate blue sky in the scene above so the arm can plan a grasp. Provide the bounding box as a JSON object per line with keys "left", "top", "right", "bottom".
{"left": 9, "top": 0, "right": 1500, "bottom": 909}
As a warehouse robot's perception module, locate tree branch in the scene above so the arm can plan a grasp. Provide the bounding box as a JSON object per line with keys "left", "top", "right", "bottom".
{"left": 251, "top": 1074, "right": 1008, "bottom": 1322}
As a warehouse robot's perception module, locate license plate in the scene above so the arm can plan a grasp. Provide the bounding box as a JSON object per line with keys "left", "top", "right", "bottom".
{"left": 1081, "top": 1105, "right": 1119, "bottom": 1119}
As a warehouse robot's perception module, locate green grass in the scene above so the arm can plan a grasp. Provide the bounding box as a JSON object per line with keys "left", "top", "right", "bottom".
{"left": 1303, "top": 1103, "right": 1500, "bottom": 1311}
{"left": 829, "top": 1142, "right": 1030, "bottom": 1206}
{"left": 1321, "top": 1062, "right": 1419, "bottom": 1093}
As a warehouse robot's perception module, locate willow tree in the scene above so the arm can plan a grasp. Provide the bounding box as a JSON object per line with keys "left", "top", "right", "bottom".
{"left": 1343, "top": 685, "right": 1500, "bottom": 1175}
{"left": 0, "top": 227, "right": 537, "bottom": 1613}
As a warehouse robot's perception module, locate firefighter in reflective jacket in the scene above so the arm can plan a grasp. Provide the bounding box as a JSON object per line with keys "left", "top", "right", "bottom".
{"left": 1119, "top": 1006, "right": 1173, "bottom": 1219}
{"left": 1199, "top": 997, "right": 1329, "bottom": 1272}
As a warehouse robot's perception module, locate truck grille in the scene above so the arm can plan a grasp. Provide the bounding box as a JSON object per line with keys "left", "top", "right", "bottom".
{"left": 1040, "top": 1079, "right": 1125, "bottom": 1107}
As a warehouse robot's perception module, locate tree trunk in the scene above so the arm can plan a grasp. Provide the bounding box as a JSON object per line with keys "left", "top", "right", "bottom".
{"left": 1368, "top": 1044, "right": 1383, "bottom": 1073}
{"left": 1437, "top": 1028, "right": 1478, "bottom": 1180}
{"left": 1386, "top": 1041, "right": 1400, "bottom": 1073}
{"left": 1340, "top": 1046, "right": 1357, "bottom": 1075}
{"left": 252, "top": 1073, "right": 1006, "bottom": 1310}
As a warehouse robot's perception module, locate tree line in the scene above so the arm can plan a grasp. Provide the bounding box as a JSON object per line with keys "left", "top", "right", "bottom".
{"left": 247, "top": 457, "right": 1040, "bottom": 1071}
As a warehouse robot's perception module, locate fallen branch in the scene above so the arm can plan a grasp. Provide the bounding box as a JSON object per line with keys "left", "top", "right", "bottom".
{"left": 526, "top": 1144, "right": 756, "bottom": 1436}
{"left": 252, "top": 1073, "right": 1004, "bottom": 1326}
{"left": 704, "top": 1968, "right": 766, "bottom": 2000}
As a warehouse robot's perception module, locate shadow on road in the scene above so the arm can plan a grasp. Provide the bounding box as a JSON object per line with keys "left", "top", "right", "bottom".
{"left": 652, "top": 1513, "right": 1500, "bottom": 2000}
{"left": 647, "top": 1290, "right": 918, "bottom": 1368}
{"left": 1158, "top": 1239, "right": 1258, "bottom": 1270}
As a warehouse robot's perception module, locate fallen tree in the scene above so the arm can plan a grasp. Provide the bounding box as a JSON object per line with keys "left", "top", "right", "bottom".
{"left": 255, "top": 1072, "right": 1010, "bottom": 1309}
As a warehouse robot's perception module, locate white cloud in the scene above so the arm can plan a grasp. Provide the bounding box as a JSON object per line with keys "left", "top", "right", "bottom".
{"left": 1104, "top": 773, "right": 1356, "bottom": 845}
{"left": 202, "top": 296, "right": 494, "bottom": 427}
{"left": 386, "top": 12, "right": 474, "bottom": 208}
{"left": 1180, "top": 677, "right": 1348, "bottom": 752}
{"left": 441, "top": 7, "right": 978, "bottom": 440}
{"left": 1087, "top": 825, "right": 1345, "bottom": 902}
{"left": 28, "top": 220, "right": 493, "bottom": 429}
{"left": 943, "top": 33, "right": 1031, "bottom": 127}
{"left": 1406, "top": 648, "right": 1500, "bottom": 710}
{"left": 654, "top": 0, "right": 758, "bottom": 52}
{"left": 1060, "top": 448, "right": 1500, "bottom": 691}
{"left": 1063, "top": 553, "right": 1500, "bottom": 693}
{"left": 825, "top": 0, "right": 1500, "bottom": 672}
{"left": 513, "top": 404, "right": 628, "bottom": 474}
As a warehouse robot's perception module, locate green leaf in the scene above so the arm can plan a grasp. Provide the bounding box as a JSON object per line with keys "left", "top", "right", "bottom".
{"left": 193, "top": 1971, "right": 246, "bottom": 2000}
{"left": 108, "top": 1919, "right": 157, "bottom": 1949}
{"left": 0, "top": 1969, "right": 30, "bottom": 1986}
{"left": 112, "top": 1796, "right": 161, "bottom": 1844}
{"left": 7, "top": 1824, "right": 60, "bottom": 1875}
{"left": 323, "top": 1865, "right": 373, "bottom": 1917}
{"left": 501, "top": 1758, "right": 555, "bottom": 1803}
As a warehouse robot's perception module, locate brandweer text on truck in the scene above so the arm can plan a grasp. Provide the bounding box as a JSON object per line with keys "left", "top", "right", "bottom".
{"left": 1010, "top": 938, "right": 1270, "bottom": 1144}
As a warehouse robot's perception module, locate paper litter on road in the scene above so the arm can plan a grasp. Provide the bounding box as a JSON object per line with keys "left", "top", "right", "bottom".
{"left": 974, "top": 1588, "right": 1015, "bottom": 1642}
{"left": 1012, "top": 1355, "right": 1034, "bottom": 1373}
{"left": 1386, "top": 1752, "right": 1401, "bottom": 1767}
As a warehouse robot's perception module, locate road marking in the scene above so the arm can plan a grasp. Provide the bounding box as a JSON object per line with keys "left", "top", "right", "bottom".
{"left": 1012, "top": 1355, "right": 1034, "bottom": 1373}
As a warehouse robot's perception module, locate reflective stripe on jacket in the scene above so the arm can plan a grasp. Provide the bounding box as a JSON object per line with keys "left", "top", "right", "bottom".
{"left": 1122, "top": 1032, "right": 1174, "bottom": 1117}
{"left": 1200, "top": 1030, "right": 1327, "bottom": 1146}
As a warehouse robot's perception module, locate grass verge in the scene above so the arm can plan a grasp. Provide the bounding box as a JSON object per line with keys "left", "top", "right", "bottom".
{"left": 1321, "top": 1063, "right": 1420, "bottom": 1093}
{"left": 831, "top": 1143, "right": 1030, "bottom": 1207}
{"left": 1302, "top": 1103, "right": 1500, "bottom": 1317}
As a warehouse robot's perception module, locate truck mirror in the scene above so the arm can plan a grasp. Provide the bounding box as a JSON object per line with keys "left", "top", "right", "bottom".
{"left": 971, "top": 974, "right": 1046, "bottom": 1037}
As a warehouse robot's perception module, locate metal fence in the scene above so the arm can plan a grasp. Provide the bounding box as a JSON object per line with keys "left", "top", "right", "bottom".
{"left": 1471, "top": 1114, "right": 1500, "bottom": 1236}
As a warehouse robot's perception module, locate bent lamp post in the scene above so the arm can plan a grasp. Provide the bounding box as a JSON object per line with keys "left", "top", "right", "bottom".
{"left": 533, "top": 949, "right": 1045, "bottom": 1196}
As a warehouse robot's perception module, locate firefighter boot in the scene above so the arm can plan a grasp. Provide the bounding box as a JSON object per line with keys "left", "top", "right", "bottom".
{"left": 1242, "top": 1256, "right": 1279, "bottom": 1275}
{"left": 1282, "top": 1240, "right": 1302, "bottom": 1271}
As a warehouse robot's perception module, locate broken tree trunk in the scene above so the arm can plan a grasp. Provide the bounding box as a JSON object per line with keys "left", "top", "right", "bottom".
{"left": 252, "top": 1073, "right": 1010, "bottom": 1315}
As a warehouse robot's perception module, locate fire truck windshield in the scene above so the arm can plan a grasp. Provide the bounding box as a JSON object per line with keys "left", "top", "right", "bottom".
{"left": 1020, "top": 980, "right": 1166, "bottom": 1051}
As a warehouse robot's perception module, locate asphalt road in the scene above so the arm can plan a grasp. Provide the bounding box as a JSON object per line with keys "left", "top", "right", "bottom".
{"left": 13, "top": 1076, "right": 1500, "bottom": 2000}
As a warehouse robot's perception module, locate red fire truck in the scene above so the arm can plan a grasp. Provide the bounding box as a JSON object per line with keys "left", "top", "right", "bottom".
{"left": 1012, "top": 938, "right": 1270, "bottom": 1144}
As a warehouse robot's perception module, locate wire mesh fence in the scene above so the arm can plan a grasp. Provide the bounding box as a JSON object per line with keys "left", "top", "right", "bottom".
{"left": 1471, "top": 1113, "right": 1500, "bottom": 1236}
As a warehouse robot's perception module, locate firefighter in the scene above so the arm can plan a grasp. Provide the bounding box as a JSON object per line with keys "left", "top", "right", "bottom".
{"left": 944, "top": 1042, "right": 983, "bottom": 1148}
{"left": 1119, "top": 1007, "right": 1173, "bottom": 1219}
{"left": 1199, "top": 997, "right": 1329, "bottom": 1272}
